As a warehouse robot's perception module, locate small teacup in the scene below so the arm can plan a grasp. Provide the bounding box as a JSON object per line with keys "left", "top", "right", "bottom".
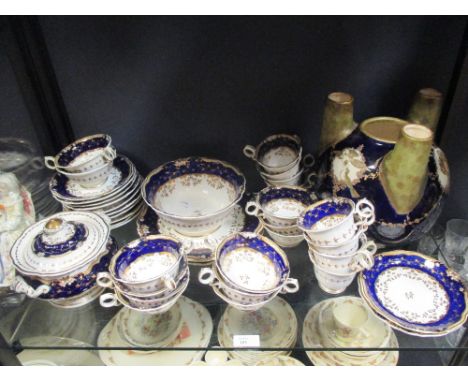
{"left": 44, "top": 134, "right": 116, "bottom": 173}
{"left": 305, "top": 231, "right": 367, "bottom": 257}
{"left": 265, "top": 227, "right": 304, "bottom": 248}
{"left": 308, "top": 240, "right": 376, "bottom": 275}
{"left": 259, "top": 154, "right": 315, "bottom": 180}
{"left": 55, "top": 159, "right": 116, "bottom": 189}
{"left": 332, "top": 299, "right": 370, "bottom": 341}
{"left": 245, "top": 186, "right": 314, "bottom": 227}
{"left": 312, "top": 261, "right": 357, "bottom": 294}
{"left": 298, "top": 197, "right": 375, "bottom": 246}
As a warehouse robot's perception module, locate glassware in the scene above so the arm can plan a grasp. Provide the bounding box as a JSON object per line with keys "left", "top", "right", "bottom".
{"left": 443, "top": 219, "right": 468, "bottom": 277}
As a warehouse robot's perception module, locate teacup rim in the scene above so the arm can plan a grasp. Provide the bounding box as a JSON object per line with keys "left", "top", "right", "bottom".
{"left": 251, "top": 133, "right": 302, "bottom": 170}
{"left": 109, "top": 234, "right": 185, "bottom": 285}
{"left": 305, "top": 231, "right": 366, "bottom": 252}
{"left": 298, "top": 197, "right": 356, "bottom": 234}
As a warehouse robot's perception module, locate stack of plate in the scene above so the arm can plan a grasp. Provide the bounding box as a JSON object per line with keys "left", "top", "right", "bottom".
{"left": 50, "top": 156, "right": 144, "bottom": 229}
{"left": 0, "top": 137, "right": 60, "bottom": 218}
{"left": 98, "top": 296, "right": 213, "bottom": 366}
{"left": 217, "top": 297, "right": 297, "bottom": 365}
{"left": 302, "top": 297, "right": 399, "bottom": 366}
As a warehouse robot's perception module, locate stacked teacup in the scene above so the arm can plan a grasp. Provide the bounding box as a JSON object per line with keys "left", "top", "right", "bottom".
{"left": 243, "top": 134, "right": 315, "bottom": 187}
{"left": 298, "top": 197, "right": 377, "bottom": 294}
{"left": 198, "top": 232, "right": 299, "bottom": 311}
{"left": 97, "top": 235, "right": 190, "bottom": 314}
{"left": 46, "top": 134, "right": 144, "bottom": 229}
{"left": 245, "top": 186, "right": 316, "bottom": 248}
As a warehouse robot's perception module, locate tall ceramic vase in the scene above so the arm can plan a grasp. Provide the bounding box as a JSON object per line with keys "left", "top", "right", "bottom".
{"left": 317, "top": 92, "right": 449, "bottom": 245}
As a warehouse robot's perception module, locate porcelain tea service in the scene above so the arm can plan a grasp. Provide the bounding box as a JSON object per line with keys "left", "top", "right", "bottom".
{"left": 48, "top": 135, "right": 144, "bottom": 229}
{"left": 98, "top": 235, "right": 190, "bottom": 314}
{"left": 198, "top": 232, "right": 299, "bottom": 311}
{"left": 10, "top": 211, "right": 116, "bottom": 308}
{"left": 246, "top": 186, "right": 314, "bottom": 248}
{"left": 243, "top": 134, "right": 315, "bottom": 186}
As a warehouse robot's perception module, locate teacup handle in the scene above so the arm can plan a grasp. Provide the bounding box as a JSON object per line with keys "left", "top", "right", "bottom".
{"left": 11, "top": 275, "right": 50, "bottom": 298}
{"left": 355, "top": 198, "right": 375, "bottom": 228}
{"left": 198, "top": 267, "right": 217, "bottom": 286}
{"left": 44, "top": 156, "right": 57, "bottom": 170}
{"left": 162, "top": 276, "right": 177, "bottom": 290}
{"left": 100, "top": 293, "right": 121, "bottom": 308}
{"left": 302, "top": 154, "right": 315, "bottom": 168}
{"left": 243, "top": 145, "right": 256, "bottom": 160}
{"left": 350, "top": 242, "right": 377, "bottom": 272}
{"left": 280, "top": 278, "right": 299, "bottom": 294}
{"left": 180, "top": 241, "right": 193, "bottom": 256}
{"left": 103, "top": 146, "right": 117, "bottom": 162}
{"left": 96, "top": 272, "right": 114, "bottom": 289}
{"left": 245, "top": 201, "right": 262, "bottom": 217}
{"left": 304, "top": 171, "right": 318, "bottom": 188}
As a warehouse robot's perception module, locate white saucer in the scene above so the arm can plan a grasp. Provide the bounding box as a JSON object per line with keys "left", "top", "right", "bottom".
{"left": 98, "top": 296, "right": 213, "bottom": 365}
{"left": 302, "top": 298, "right": 399, "bottom": 366}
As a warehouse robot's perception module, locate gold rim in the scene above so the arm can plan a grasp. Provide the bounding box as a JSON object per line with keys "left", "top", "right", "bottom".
{"left": 360, "top": 116, "right": 407, "bottom": 144}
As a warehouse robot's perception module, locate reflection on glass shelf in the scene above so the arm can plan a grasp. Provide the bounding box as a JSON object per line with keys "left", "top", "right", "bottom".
{"left": 0, "top": 222, "right": 466, "bottom": 366}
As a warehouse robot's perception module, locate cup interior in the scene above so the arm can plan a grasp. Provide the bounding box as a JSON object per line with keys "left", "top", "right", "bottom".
{"left": 257, "top": 136, "right": 301, "bottom": 168}
{"left": 114, "top": 238, "right": 181, "bottom": 283}
{"left": 333, "top": 300, "right": 368, "bottom": 333}
{"left": 57, "top": 135, "right": 112, "bottom": 168}
{"left": 217, "top": 234, "right": 289, "bottom": 292}
{"left": 260, "top": 187, "right": 312, "bottom": 219}
{"left": 300, "top": 198, "right": 354, "bottom": 232}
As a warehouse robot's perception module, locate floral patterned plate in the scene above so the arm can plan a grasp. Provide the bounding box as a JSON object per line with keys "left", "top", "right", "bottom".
{"left": 358, "top": 250, "right": 468, "bottom": 337}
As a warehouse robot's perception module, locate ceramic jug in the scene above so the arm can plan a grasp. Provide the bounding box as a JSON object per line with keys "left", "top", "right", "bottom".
{"left": 317, "top": 91, "right": 449, "bottom": 245}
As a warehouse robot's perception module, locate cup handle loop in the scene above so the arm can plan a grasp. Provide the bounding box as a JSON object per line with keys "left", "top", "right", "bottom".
{"left": 280, "top": 278, "right": 299, "bottom": 294}
{"left": 103, "top": 146, "right": 117, "bottom": 162}
{"left": 302, "top": 154, "right": 315, "bottom": 168}
{"left": 44, "top": 156, "right": 57, "bottom": 170}
{"left": 96, "top": 272, "right": 114, "bottom": 289}
{"left": 100, "top": 293, "right": 120, "bottom": 308}
{"left": 11, "top": 275, "right": 50, "bottom": 298}
{"left": 351, "top": 247, "right": 376, "bottom": 272}
{"left": 355, "top": 198, "right": 375, "bottom": 227}
{"left": 163, "top": 276, "right": 177, "bottom": 290}
{"left": 198, "top": 268, "right": 216, "bottom": 285}
{"left": 243, "top": 145, "right": 256, "bottom": 159}
{"left": 245, "top": 201, "right": 262, "bottom": 217}
{"left": 304, "top": 171, "right": 318, "bottom": 189}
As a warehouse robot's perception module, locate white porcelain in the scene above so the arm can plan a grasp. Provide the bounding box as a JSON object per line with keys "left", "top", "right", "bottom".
{"left": 142, "top": 157, "right": 246, "bottom": 237}
{"left": 259, "top": 153, "right": 315, "bottom": 180}
{"left": 302, "top": 298, "right": 399, "bottom": 366}
{"left": 99, "top": 271, "right": 189, "bottom": 314}
{"left": 308, "top": 240, "right": 377, "bottom": 275}
{"left": 44, "top": 134, "right": 116, "bottom": 174}
{"left": 98, "top": 296, "right": 213, "bottom": 366}
{"left": 218, "top": 297, "right": 297, "bottom": 365}
{"left": 305, "top": 231, "right": 366, "bottom": 257}
{"left": 255, "top": 356, "right": 305, "bottom": 366}
{"left": 210, "top": 232, "right": 299, "bottom": 294}
{"left": 263, "top": 168, "right": 304, "bottom": 186}
{"left": 298, "top": 197, "right": 375, "bottom": 246}
{"left": 97, "top": 235, "right": 189, "bottom": 294}
{"left": 10, "top": 211, "right": 110, "bottom": 278}
{"left": 265, "top": 227, "right": 303, "bottom": 248}
{"left": 312, "top": 260, "right": 357, "bottom": 294}
{"left": 243, "top": 134, "right": 303, "bottom": 173}
{"left": 117, "top": 303, "right": 183, "bottom": 349}
{"left": 260, "top": 218, "right": 302, "bottom": 235}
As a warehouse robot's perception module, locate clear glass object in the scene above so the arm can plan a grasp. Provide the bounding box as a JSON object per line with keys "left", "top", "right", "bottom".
{"left": 443, "top": 219, "right": 468, "bottom": 278}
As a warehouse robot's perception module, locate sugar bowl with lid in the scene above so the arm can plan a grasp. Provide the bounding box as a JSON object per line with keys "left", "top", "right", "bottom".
{"left": 10, "top": 211, "right": 115, "bottom": 307}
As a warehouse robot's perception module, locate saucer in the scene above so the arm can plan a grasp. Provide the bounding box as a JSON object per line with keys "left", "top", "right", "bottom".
{"left": 137, "top": 199, "right": 262, "bottom": 264}
{"left": 218, "top": 297, "right": 297, "bottom": 365}
{"left": 98, "top": 296, "right": 213, "bottom": 365}
{"left": 302, "top": 299, "right": 399, "bottom": 366}
{"left": 50, "top": 156, "right": 134, "bottom": 200}
{"left": 117, "top": 303, "right": 183, "bottom": 349}
{"left": 358, "top": 250, "right": 468, "bottom": 337}
{"left": 255, "top": 355, "right": 305, "bottom": 366}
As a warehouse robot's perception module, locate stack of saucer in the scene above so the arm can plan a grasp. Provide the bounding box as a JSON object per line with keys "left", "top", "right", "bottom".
{"left": 198, "top": 233, "right": 299, "bottom": 311}
{"left": 243, "top": 134, "right": 315, "bottom": 187}
{"left": 218, "top": 297, "right": 298, "bottom": 366}
{"left": 302, "top": 296, "right": 399, "bottom": 366}
{"left": 141, "top": 157, "right": 256, "bottom": 264}
{"left": 0, "top": 137, "right": 60, "bottom": 218}
{"left": 97, "top": 235, "right": 189, "bottom": 314}
{"left": 46, "top": 134, "right": 144, "bottom": 229}
{"left": 245, "top": 186, "right": 315, "bottom": 248}
{"left": 298, "top": 197, "right": 376, "bottom": 294}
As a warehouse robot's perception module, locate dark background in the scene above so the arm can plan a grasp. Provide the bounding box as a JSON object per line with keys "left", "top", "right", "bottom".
{"left": 0, "top": 16, "right": 467, "bottom": 221}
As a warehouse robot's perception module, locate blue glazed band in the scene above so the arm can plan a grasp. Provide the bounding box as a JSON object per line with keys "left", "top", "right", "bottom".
{"left": 57, "top": 136, "right": 110, "bottom": 166}
{"left": 362, "top": 253, "right": 467, "bottom": 330}
{"left": 259, "top": 187, "right": 312, "bottom": 207}
{"left": 300, "top": 199, "right": 353, "bottom": 230}
{"left": 257, "top": 136, "right": 300, "bottom": 162}
{"left": 33, "top": 223, "right": 87, "bottom": 256}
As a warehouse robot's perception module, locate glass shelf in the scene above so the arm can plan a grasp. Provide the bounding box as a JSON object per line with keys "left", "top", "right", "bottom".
{"left": 0, "top": 221, "right": 467, "bottom": 366}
